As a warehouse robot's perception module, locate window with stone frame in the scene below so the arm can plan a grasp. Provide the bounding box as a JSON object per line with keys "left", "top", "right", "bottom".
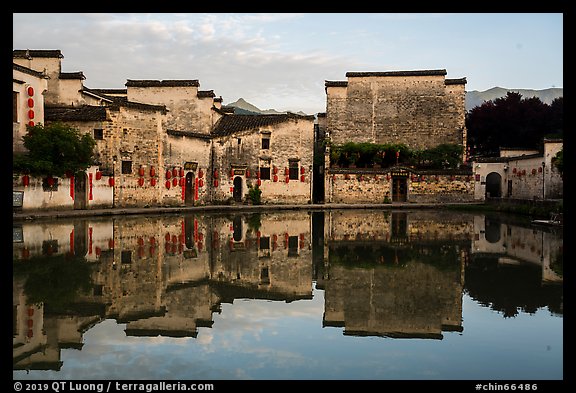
{"left": 289, "top": 161, "right": 299, "bottom": 180}
{"left": 261, "top": 131, "right": 271, "bottom": 150}
{"left": 262, "top": 136, "right": 270, "bottom": 149}
{"left": 259, "top": 159, "right": 271, "bottom": 180}
{"left": 94, "top": 128, "right": 104, "bottom": 140}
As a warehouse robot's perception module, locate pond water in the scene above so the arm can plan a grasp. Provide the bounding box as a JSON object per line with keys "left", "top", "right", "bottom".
{"left": 13, "top": 209, "right": 563, "bottom": 382}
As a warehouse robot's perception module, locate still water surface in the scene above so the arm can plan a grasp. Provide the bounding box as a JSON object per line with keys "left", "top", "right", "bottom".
{"left": 13, "top": 209, "right": 563, "bottom": 380}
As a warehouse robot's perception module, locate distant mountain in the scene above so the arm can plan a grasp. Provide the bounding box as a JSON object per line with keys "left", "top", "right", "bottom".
{"left": 466, "top": 87, "right": 563, "bottom": 112}
{"left": 226, "top": 98, "right": 309, "bottom": 116}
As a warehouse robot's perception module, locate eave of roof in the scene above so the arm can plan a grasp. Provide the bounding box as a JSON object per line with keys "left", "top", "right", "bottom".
{"left": 125, "top": 79, "right": 200, "bottom": 87}
{"left": 346, "top": 69, "right": 447, "bottom": 77}
{"left": 13, "top": 63, "right": 47, "bottom": 78}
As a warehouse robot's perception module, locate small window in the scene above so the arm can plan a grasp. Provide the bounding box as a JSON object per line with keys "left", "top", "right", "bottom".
{"left": 121, "top": 250, "right": 132, "bottom": 264}
{"left": 260, "top": 167, "right": 271, "bottom": 180}
{"left": 289, "top": 161, "right": 299, "bottom": 180}
{"left": 121, "top": 160, "right": 132, "bottom": 174}
{"left": 262, "top": 137, "right": 270, "bottom": 149}
{"left": 260, "top": 267, "right": 270, "bottom": 284}
{"left": 94, "top": 128, "right": 104, "bottom": 140}
{"left": 288, "top": 236, "right": 299, "bottom": 257}
{"left": 259, "top": 236, "right": 270, "bottom": 250}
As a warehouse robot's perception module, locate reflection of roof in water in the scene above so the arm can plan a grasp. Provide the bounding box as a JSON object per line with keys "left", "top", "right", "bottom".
{"left": 114, "top": 306, "right": 167, "bottom": 324}
{"left": 13, "top": 358, "right": 63, "bottom": 372}
{"left": 344, "top": 330, "right": 444, "bottom": 340}
{"left": 125, "top": 328, "right": 199, "bottom": 338}
{"left": 211, "top": 280, "right": 313, "bottom": 304}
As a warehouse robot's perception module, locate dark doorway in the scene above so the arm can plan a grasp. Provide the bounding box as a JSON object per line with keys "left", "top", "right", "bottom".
{"left": 233, "top": 216, "right": 243, "bottom": 241}
{"left": 74, "top": 173, "right": 87, "bottom": 210}
{"left": 392, "top": 177, "right": 407, "bottom": 202}
{"left": 486, "top": 172, "right": 502, "bottom": 198}
{"left": 233, "top": 176, "right": 243, "bottom": 202}
{"left": 185, "top": 172, "right": 194, "bottom": 206}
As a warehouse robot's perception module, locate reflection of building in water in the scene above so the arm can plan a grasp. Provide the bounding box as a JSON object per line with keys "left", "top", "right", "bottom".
{"left": 472, "top": 215, "right": 563, "bottom": 284}
{"left": 323, "top": 210, "right": 469, "bottom": 339}
{"left": 13, "top": 211, "right": 313, "bottom": 368}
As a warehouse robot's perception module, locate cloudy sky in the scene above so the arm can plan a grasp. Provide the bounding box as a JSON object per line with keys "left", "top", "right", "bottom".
{"left": 13, "top": 13, "right": 563, "bottom": 115}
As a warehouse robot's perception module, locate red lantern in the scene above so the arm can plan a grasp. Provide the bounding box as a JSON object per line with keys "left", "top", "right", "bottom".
{"left": 150, "top": 166, "right": 156, "bottom": 177}
{"left": 256, "top": 170, "right": 260, "bottom": 179}
{"left": 538, "top": 166, "right": 542, "bottom": 173}
{"left": 273, "top": 166, "right": 278, "bottom": 174}
{"left": 95, "top": 171, "right": 102, "bottom": 180}
{"left": 28, "top": 110, "right": 34, "bottom": 119}
{"left": 138, "top": 177, "right": 144, "bottom": 186}
{"left": 139, "top": 166, "right": 145, "bottom": 177}
{"left": 172, "top": 167, "right": 178, "bottom": 177}
{"left": 27, "top": 307, "right": 34, "bottom": 317}
{"left": 230, "top": 169, "right": 234, "bottom": 178}
{"left": 172, "top": 177, "right": 178, "bottom": 187}
{"left": 179, "top": 168, "right": 184, "bottom": 177}
{"left": 165, "top": 180, "right": 171, "bottom": 189}
{"left": 284, "top": 167, "right": 289, "bottom": 176}
{"left": 301, "top": 175, "right": 305, "bottom": 182}
{"left": 28, "top": 121, "right": 35, "bottom": 127}
{"left": 257, "top": 179, "right": 261, "bottom": 186}
{"left": 199, "top": 179, "right": 204, "bottom": 187}
{"left": 179, "top": 177, "right": 185, "bottom": 186}
{"left": 285, "top": 176, "right": 290, "bottom": 183}
{"left": 198, "top": 169, "right": 204, "bottom": 178}
{"left": 166, "top": 170, "right": 172, "bottom": 179}
{"left": 246, "top": 169, "right": 250, "bottom": 178}
{"left": 27, "top": 86, "right": 34, "bottom": 96}
{"left": 300, "top": 167, "right": 305, "bottom": 175}
{"left": 214, "top": 170, "right": 219, "bottom": 179}
{"left": 214, "top": 179, "right": 219, "bottom": 187}
{"left": 47, "top": 177, "right": 54, "bottom": 186}
{"left": 151, "top": 178, "right": 157, "bottom": 186}
{"left": 27, "top": 98, "right": 34, "bottom": 108}
{"left": 273, "top": 175, "right": 278, "bottom": 182}
{"left": 22, "top": 175, "right": 29, "bottom": 186}
{"left": 109, "top": 177, "right": 115, "bottom": 186}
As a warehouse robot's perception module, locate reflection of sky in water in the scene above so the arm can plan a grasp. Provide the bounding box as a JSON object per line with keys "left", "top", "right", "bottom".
{"left": 14, "top": 286, "right": 562, "bottom": 381}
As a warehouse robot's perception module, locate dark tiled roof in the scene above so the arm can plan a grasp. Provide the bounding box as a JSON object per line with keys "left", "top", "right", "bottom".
{"left": 13, "top": 63, "right": 46, "bottom": 78}
{"left": 89, "top": 88, "right": 127, "bottom": 95}
{"left": 346, "top": 70, "right": 447, "bottom": 77}
{"left": 445, "top": 78, "right": 467, "bottom": 85}
{"left": 167, "top": 129, "right": 212, "bottom": 140}
{"left": 197, "top": 90, "right": 215, "bottom": 98}
{"left": 211, "top": 113, "right": 314, "bottom": 137}
{"left": 125, "top": 79, "right": 200, "bottom": 87}
{"left": 59, "top": 72, "right": 86, "bottom": 80}
{"left": 45, "top": 105, "right": 108, "bottom": 121}
{"left": 214, "top": 105, "right": 235, "bottom": 115}
{"left": 325, "top": 81, "right": 348, "bottom": 87}
{"left": 110, "top": 100, "right": 168, "bottom": 113}
{"left": 13, "top": 49, "right": 63, "bottom": 59}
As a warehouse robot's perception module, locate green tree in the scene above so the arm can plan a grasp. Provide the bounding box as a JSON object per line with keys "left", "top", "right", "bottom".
{"left": 552, "top": 149, "right": 563, "bottom": 175}
{"left": 466, "top": 92, "right": 562, "bottom": 157}
{"left": 13, "top": 122, "right": 96, "bottom": 177}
